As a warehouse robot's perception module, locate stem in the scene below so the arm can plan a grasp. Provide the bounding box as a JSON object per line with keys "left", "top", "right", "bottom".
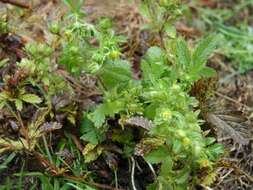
{"left": 146, "top": 161, "right": 156, "bottom": 179}
{"left": 130, "top": 157, "right": 137, "bottom": 190}
{"left": 114, "top": 169, "right": 118, "bottom": 189}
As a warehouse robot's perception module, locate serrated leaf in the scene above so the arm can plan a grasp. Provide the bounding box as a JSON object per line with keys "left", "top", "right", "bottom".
{"left": 20, "top": 94, "right": 42, "bottom": 104}
{"left": 0, "top": 58, "right": 8, "bottom": 68}
{"left": 90, "top": 101, "right": 124, "bottom": 128}
{"left": 98, "top": 60, "right": 132, "bottom": 89}
{"left": 141, "top": 47, "right": 166, "bottom": 80}
{"left": 82, "top": 143, "right": 103, "bottom": 163}
{"left": 144, "top": 146, "right": 169, "bottom": 164}
{"left": 81, "top": 117, "right": 102, "bottom": 144}
{"left": 160, "top": 156, "right": 173, "bottom": 176}
{"left": 89, "top": 104, "right": 106, "bottom": 128}
{"left": 39, "top": 122, "right": 62, "bottom": 133}
{"left": 0, "top": 100, "right": 6, "bottom": 109}
{"left": 0, "top": 91, "right": 10, "bottom": 99}
{"left": 176, "top": 38, "right": 191, "bottom": 67}
{"left": 192, "top": 35, "right": 219, "bottom": 69}
{"left": 15, "top": 99, "right": 23, "bottom": 111}
{"left": 125, "top": 116, "right": 155, "bottom": 130}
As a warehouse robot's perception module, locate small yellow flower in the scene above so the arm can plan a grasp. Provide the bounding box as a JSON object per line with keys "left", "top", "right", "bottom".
{"left": 109, "top": 50, "right": 120, "bottom": 59}
{"left": 199, "top": 159, "right": 211, "bottom": 168}
{"left": 161, "top": 110, "right": 172, "bottom": 120}
{"left": 182, "top": 137, "right": 191, "bottom": 145}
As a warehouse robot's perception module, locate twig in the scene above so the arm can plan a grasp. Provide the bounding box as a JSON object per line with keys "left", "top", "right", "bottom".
{"left": 130, "top": 157, "right": 137, "bottom": 190}
{"left": 0, "top": 0, "right": 30, "bottom": 9}
{"left": 146, "top": 161, "right": 156, "bottom": 179}
{"left": 214, "top": 91, "right": 252, "bottom": 111}
{"left": 219, "top": 160, "right": 253, "bottom": 183}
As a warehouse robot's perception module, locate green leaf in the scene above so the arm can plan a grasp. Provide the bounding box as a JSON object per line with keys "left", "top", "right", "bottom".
{"left": 0, "top": 100, "right": 5, "bottom": 109}
{"left": 89, "top": 104, "right": 106, "bottom": 128}
{"left": 82, "top": 143, "right": 103, "bottom": 163}
{"left": 144, "top": 146, "right": 169, "bottom": 164}
{"left": 90, "top": 100, "right": 124, "bottom": 128}
{"left": 175, "top": 167, "right": 190, "bottom": 185}
{"left": 98, "top": 60, "right": 132, "bottom": 89}
{"left": 176, "top": 38, "right": 191, "bottom": 67}
{"left": 164, "top": 24, "right": 177, "bottom": 38}
{"left": 200, "top": 67, "right": 217, "bottom": 78}
{"left": 80, "top": 116, "right": 102, "bottom": 144}
{"left": 15, "top": 99, "right": 23, "bottom": 111}
{"left": 20, "top": 94, "right": 42, "bottom": 104}
{"left": 145, "top": 46, "right": 164, "bottom": 63}
{"left": 192, "top": 35, "right": 219, "bottom": 68}
{"left": 0, "top": 58, "right": 8, "bottom": 68}
{"left": 160, "top": 156, "right": 173, "bottom": 176}
{"left": 139, "top": 3, "right": 150, "bottom": 19}
{"left": 141, "top": 46, "right": 166, "bottom": 80}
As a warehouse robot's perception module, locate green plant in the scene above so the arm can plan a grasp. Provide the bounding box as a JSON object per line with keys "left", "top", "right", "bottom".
{"left": 0, "top": 42, "right": 68, "bottom": 154}
{"left": 140, "top": 0, "right": 181, "bottom": 47}
{"left": 0, "top": 0, "right": 224, "bottom": 189}
{"left": 54, "top": 0, "right": 225, "bottom": 188}
{"left": 82, "top": 35, "right": 223, "bottom": 188}
{"left": 59, "top": 0, "right": 125, "bottom": 76}
{"left": 217, "top": 24, "right": 253, "bottom": 73}
{"left": 191, "top": 0, "right": 253, "bottom": 73}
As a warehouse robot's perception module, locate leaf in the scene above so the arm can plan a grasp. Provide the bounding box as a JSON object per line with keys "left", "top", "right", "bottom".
{"left": 0, "top": 91, "right": 10, "bottom": 99}
{"left": 141, "top": 47, "right": 166, "bottom": 80}
{"left": 206, "top": 113, "right": 249, "bottom": 145}
{"left": 0, "top": 138, "right": 26, "bottom": 153}
{"left": 160, "top": 156, "right": 173, "bottom": 176}
{"left": 82, "top": 143, "right": 103, "bottom": 163}
{"left": 176, "top": 38, "right": 191, "bottom": 67}
{"left": 164, "top": 24, "right": 177, "bottom": 38}
{"left": 0, "top": 100, "right": 6, "bottom": 109}
{"left": 145, "top": 46, "right": 164, "bottom": 63}
{"left": 200, "top": 67, "right": 217, "bottom": 78}
{"left": 98, "top": 60, "right": 132, "bottom": 89}
{"left": 80, "top": 117, "right": 102, "bottom": 144}
{"left": 192, "top": 35, "right": 219, "bottom": 69}
{"left": 144, "top": 146, "right": 169, "bottom": 164}
{"left": 20, "top": 94, "right": 42, "bottom": 104}
{"left": 139, "top": 3, "right": 150, "bottom": 19}
{"left": 89, "top": 104, "right": 106, "bottom": 128}
{"left": 90, "top": 100, "right": 124, "bottom": 128}
{"left": 125, "top": 116, "right": 155, "bottom": 130}
{"left": 201, "top": 170, "right": 218, "bottom": 186}
{"left": 0, "top": 58, "right": 9, "bottom": 68}
{"left": 39, "top": 122, "right": 62, "bottom": 133}
{"left": 15, "top": 99, "right": 23, "bottom": 111}
{"left": 175, "top": 167, "right": 190, "bottom": 185}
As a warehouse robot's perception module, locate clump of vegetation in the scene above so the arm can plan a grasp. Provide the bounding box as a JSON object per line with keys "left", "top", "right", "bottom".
{"left": 191, "top": 0, "right": 253, "bottom": 73}
{"left": 0, "top": 0, "right": 225, "bottom": 189}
